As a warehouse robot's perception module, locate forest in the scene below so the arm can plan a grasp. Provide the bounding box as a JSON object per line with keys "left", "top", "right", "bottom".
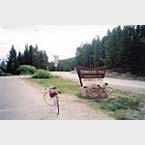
{"left": 70, "top": 25, "right": 145, "bottom": 76}
{"left": 0, "top": 44, "right": 48, "bottom": 74}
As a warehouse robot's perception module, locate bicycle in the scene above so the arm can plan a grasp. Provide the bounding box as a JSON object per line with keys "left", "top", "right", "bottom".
{"left": 43, "top": 86, "right": 59, "bottom": 115}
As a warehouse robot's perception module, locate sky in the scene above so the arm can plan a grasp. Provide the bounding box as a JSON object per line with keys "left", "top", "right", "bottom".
{"left": 0, "top": 25, "right": 116, "bottom": 61}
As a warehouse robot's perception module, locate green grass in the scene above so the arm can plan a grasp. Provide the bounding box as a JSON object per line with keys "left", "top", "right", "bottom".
{"left": 97, "top": 96, "right": 140, "bottom": 111}
{"left": 30, "top": 76, "right": 80, "bottom": 95}
{"left": 32, "top": 69, "right": 51, "bottom": 78}
{"left": 77, "top": 88, "right": 145, "bottom": 120}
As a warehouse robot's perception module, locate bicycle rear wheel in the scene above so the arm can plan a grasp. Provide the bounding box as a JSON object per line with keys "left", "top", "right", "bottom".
{"left": 43, "top": 92, "right": 56, "bottom": 106}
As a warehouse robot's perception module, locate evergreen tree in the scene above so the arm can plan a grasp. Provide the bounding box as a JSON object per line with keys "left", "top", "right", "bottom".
{"left": 92, "top": 37, "right": 103, "bottom": 67}
{"left": 0, "top": 59, "right": 7, "bottom": 72}
{"left": 75, "top": 25, "right": 145, "bottom": 76}
{"left": 28, "top": 45, "right": 34, "bottom": 65}
{"left": 17, "top": 51, "right": 22, "bottom": 65}
{"left": 7, "top": 45, "right": 17, "bottom": 74}
{"left": 32, "top": 45, "right": 39, "bottom": 68}
{"left": 37, "top": 50, "right": 48, "bottom": 69}
{"left": 23, "top": 45, "right": 29, "bottom": 65}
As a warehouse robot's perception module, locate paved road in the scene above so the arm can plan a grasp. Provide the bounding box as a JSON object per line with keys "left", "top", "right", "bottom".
{"left": 52, "top": 72, "right": 145, "bottom": 95}
{"left": 0, "top": 76, "right": 58, "bottom": 120}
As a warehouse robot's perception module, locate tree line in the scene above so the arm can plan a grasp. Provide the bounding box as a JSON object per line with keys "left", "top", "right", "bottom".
{"left": 1, "top": 25, "right": 145, "bottom": 76}
{"left": 75, "top": 25, "right": 145, "bottom": 76}
{"left": 1, "top": 44, "right": 48, "bottom": 74}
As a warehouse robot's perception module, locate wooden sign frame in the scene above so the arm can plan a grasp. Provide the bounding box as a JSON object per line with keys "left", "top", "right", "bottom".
{"left": 76, "top": 66, "right": 106, "bottom": 86}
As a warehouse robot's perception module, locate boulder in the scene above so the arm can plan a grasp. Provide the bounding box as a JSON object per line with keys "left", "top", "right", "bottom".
{"left": 79, "top": 86, "right": 108, "bottom": 99}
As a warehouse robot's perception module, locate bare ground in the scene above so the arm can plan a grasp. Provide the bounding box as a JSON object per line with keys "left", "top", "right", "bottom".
{"left": 57, "top": 94, "right": 112, "bottom": 120}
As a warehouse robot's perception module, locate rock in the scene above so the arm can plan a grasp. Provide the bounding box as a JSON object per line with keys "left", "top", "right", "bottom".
{"left": 79, "top": 86, "right": 108, "bottom": 99}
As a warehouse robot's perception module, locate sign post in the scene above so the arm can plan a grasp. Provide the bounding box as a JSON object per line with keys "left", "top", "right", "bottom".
{"left": 53, "top": 55, "right": 59, "bottom": 76}
{"left": 76, "top": 66, "right": 106, "bottom": 86}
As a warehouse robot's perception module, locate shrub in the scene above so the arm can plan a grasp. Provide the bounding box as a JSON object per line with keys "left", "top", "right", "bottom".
{"left": 17, "top": 65, "right": 36, "bottom": 75}
{"left": 96, "top": 96, "right": 140, "bottom": 111}
{"left": 0, "top": 69, "right": 9, "bottom": 76}
{"left": 0, "top": 69, "right": 3, "bottom": 75}
{"left": 32, "top": 69, "right": 51, "bottom": 78}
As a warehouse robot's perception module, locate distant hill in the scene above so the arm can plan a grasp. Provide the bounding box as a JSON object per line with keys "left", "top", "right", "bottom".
{"left": 49, "top": 57, "right": 76, "bottom": 71}
{"left": 59, "top": 57, "right": 76, "bottom": 71}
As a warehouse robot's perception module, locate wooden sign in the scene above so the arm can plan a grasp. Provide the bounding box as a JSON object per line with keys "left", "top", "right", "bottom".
{"left": 76, "top": 66, "right": 106, "bottom": 86}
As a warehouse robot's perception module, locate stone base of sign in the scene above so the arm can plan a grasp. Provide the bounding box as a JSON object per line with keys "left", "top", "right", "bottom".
{"left": 79, "top": 86, "right": 108, "bottom": 99}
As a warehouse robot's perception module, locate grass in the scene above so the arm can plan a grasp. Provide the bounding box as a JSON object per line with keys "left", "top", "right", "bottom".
{"left": 77, "top": 88, "right": 145, "bottom": 120}
{"left": 29, "top": 76, "right": 145, "bottom": 120}
{"left": 97, "top": 96, "right": 140, "bottom": 111}
{"left": 30, "top": 76, "right": 80, "bottom": 96}
{"left": 32, "top": 69, "right": 51, "bottom": 78}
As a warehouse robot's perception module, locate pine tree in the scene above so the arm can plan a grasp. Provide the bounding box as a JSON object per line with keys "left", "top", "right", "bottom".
{"left": 7, "top": 45, "right": 17, "bottom": 74}
{"left": 23, "top": 45, "right": 29, "bottom": 65}
{"left": 0, "top": 59, "right": 7, "bottom": 72}
{"left": 37, "top": 50, "right": 48, "bottom": 69}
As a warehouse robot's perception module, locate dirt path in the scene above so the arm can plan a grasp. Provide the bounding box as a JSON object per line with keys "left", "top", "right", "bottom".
{"left": 57, "top": 94, "right": 112, "bottom": 120}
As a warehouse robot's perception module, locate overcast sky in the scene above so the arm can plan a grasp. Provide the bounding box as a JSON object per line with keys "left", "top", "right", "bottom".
{"left": 0, "top": 25, "right": 116, "bottom": 61}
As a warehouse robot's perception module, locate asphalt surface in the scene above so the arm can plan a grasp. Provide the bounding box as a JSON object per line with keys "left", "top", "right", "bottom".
{"left": 0, "top": 76, "right": 58, "bottom": 120}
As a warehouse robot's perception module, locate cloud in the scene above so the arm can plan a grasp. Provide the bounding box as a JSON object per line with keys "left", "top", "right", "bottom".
{"left": 0, "top": 42, "right": 10, "bottom": 46}
{"left": 0, "top": 25, "right": 116, "bottom": 61}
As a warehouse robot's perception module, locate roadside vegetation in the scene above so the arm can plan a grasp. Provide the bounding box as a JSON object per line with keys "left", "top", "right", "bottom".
{"left": 0, "top": 44, "right": 49, "bottom": 75}
{"left": 17, "top": 65, "right": 37, "bottom": 75}
{"left": 84, "top": 89, "right": 145, "bottom": 120}
{"left": 30, "top": 76, "right": 80, "bottom": 95}
{"left": 29, "top": 74, "right": 145, "bottom": 120}
{"left": 32, "top": 69, "right": 51, "bottom": 79}
{"left": 0, "top": 69, "right": 9, "bottom": 76}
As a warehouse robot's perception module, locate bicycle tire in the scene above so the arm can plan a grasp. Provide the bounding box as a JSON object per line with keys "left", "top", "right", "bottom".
{"left": 105, "top": 87, "right": 113, "bottom": 95}
{"left": 43, "top": 92, "right": 56, "bottom": 106}
{"left": 56, "top": 98, "right": 59, "bottom": 115}
{"left": 50, "top": 98, "right": 59, "bottom": 115}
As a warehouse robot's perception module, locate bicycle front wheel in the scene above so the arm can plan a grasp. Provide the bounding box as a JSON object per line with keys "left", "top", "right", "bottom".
{"left": 43, "top": 92, "right": 56, "bottom": 106}
{"left": 52, "top": 98, "right": 59, "bottom": 115}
